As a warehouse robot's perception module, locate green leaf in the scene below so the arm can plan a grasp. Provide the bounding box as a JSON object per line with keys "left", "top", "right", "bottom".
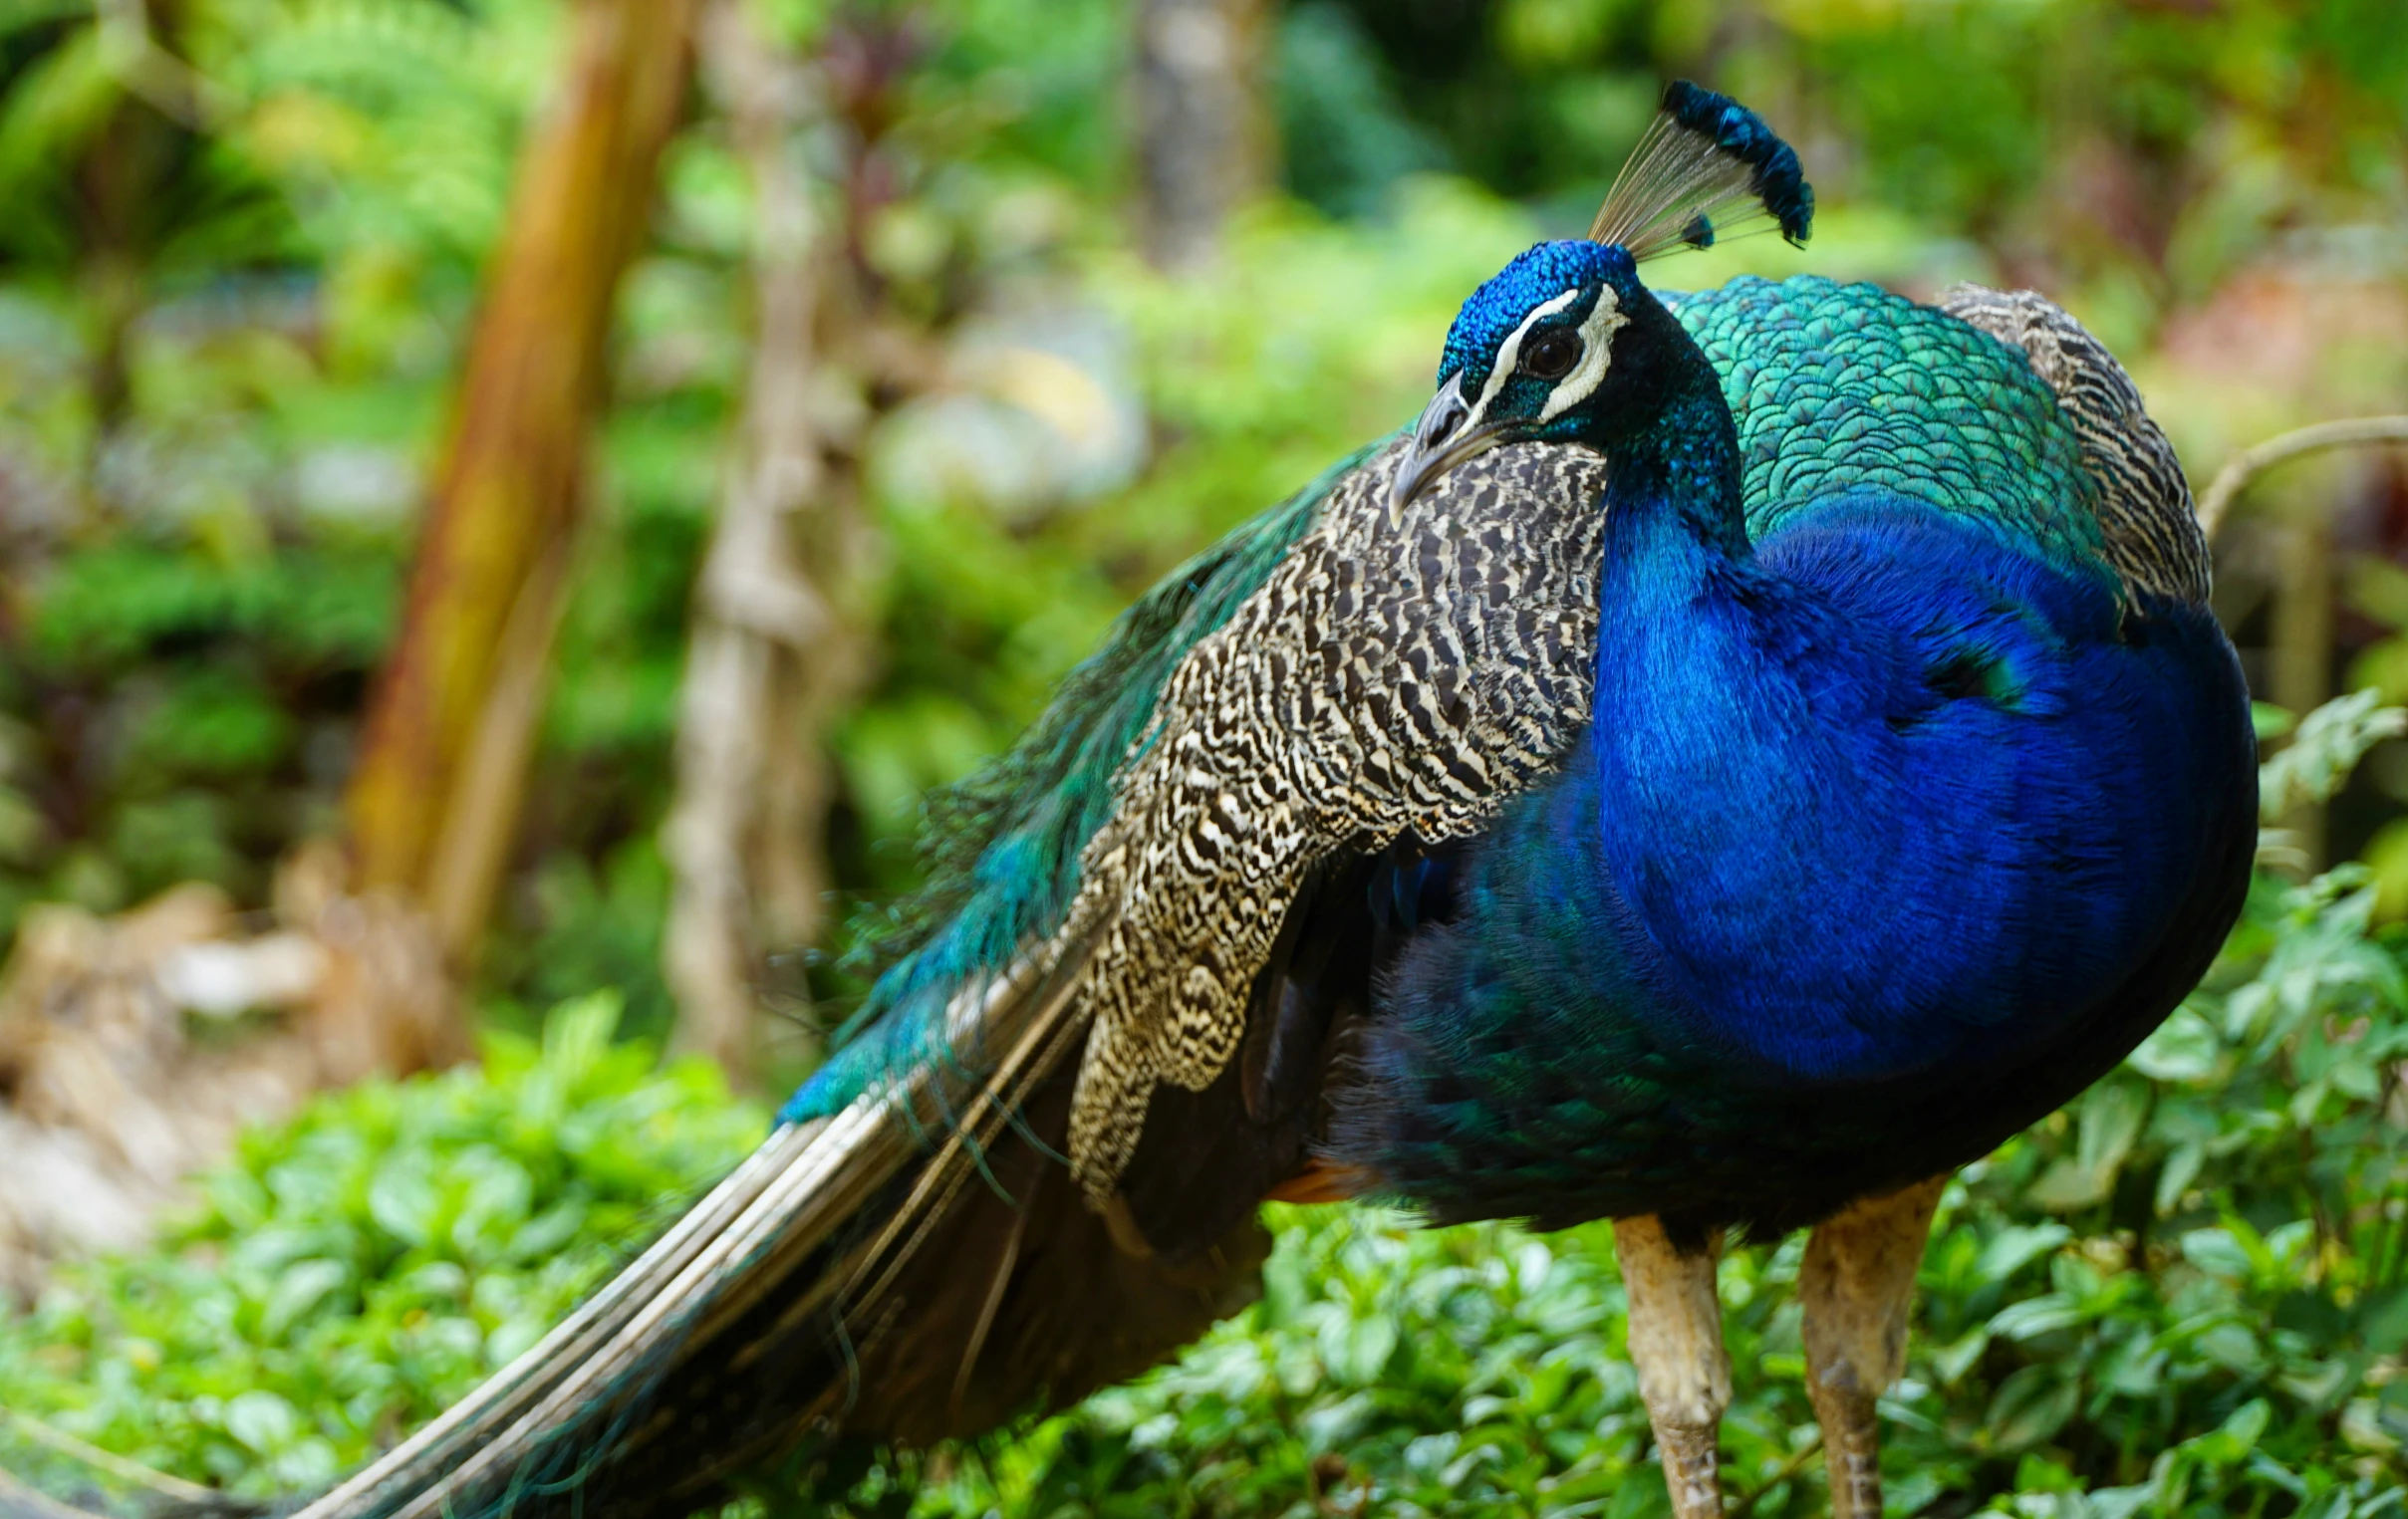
{"left": 221, "top": 1391, "right": 297, "bottom": 1455}
{"left": 367, "top": 1159, "right": 441, "bottom": 1250}
{"left": 2127, "top": 1008, "right": 2221, "bottom": 1084}
{"left": 1928, "top": 1326, "right": 1991, "bottom": 1386}
{"left": 2076, "top": 1079, "right": 2149, "bottom": 1181}
{"left": 2363, "top": 1286, "right": 2408, "bottom": 1356}
{"left": 1974, "top": 1223, "right": 2071, "bottom": 1285}
{"left": 2260, "top": 689, "right": 2408, "bottom": 824}
{"left": 2179, "top": 1228, "right": 2254, "bottom": 1282}
{"left": 1324, "top": 1308, "right": 1399, "bottom": 1387}
{"left": 259, "top": 1258, "right": 351, "bottom": 1342}
{"left": 1990, "top": 1294, "right": 2087, "bottom": 1343}
{"left": 2026, "top": 1157, "right": 2103, "bottom": 1212}
{"left": 1987, "top": 1365, "right": 2079, "bottom": 1452}
{"left": 540, "top": 990, "right": 625, "bottom": 1087}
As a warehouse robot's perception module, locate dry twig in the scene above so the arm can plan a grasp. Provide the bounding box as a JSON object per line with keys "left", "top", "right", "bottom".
{"left": 4, "top": 1412, "right": 218, "bottom": 1506}
{"left": 2198, "top": 416, "right": 2408, "bottom": 540}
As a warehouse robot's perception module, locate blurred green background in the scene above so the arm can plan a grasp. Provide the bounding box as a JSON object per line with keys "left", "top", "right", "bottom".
{"left": 1, "top": 1, "right": 2406, "bottom": 1515}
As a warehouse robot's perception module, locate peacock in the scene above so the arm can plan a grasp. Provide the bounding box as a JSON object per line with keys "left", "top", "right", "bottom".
{"left": 288, "top": 85, "right": 2256, "bottom": 1519}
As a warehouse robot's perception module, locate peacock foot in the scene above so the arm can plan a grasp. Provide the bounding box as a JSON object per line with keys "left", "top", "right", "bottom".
{"left": 1614, "top": 1214, "right": 1731, "bottom": 1519}
{"left": 1800, "top": 1174, "right": 1950, "bottom": 1519}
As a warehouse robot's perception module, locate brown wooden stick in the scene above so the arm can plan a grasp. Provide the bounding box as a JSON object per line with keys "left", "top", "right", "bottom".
{"left": 2196, "top": 415, "right": 2408, "bottom": 541}
{"left": 345, "top": 0, "right": 704, "bottom": 963}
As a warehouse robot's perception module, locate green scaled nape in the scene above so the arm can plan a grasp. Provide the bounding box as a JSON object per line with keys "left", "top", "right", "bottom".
{"left": 1668, "top": 275, "right": 2109, "bottom": 580}
{"left": 781, "top": 442, "right": 1380, "bottom": 1123}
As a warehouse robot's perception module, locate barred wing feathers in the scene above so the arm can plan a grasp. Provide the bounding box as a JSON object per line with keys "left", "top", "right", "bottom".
{"left": 1937, "top": 283, "right": 2211, "bottom": 605}
{"left": 1061, "top": 437, "right": 1610, "bottom": 1200}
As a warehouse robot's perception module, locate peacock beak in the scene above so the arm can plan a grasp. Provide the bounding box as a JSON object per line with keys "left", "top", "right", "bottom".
{"left": 1390, "top": 372, "right": 1512, "bottom": 519}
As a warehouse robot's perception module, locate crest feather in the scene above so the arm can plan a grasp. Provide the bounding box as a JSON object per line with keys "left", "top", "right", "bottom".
{"left": 1588, "top": 81, "right": 1814, "bottom": 261}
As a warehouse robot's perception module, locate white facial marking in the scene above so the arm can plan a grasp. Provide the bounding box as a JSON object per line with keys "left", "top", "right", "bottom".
{"left": 1471, "top": 288, "right": 1580, "bottom": 421}
{"left": 1536, "top": 284, "right": 1629, "bottom": 423}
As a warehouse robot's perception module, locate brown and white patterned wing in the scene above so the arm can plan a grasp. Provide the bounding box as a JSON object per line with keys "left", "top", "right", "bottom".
{"left": 1059, "top": 436, "right": 1611, "bottom": 1202}
{"left": 1940, "top": 284, "right": 2210, "bottom": 606}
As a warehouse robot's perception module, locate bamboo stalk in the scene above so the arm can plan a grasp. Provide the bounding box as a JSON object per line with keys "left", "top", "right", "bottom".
{"left": 345, "top": 0, "right": 703, "bottom": 975}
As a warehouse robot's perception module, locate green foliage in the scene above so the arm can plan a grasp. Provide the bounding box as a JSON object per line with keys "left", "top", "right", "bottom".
{"left": 9, "top": 0, "right": 2401, "bottom": 1027}
{"left": 1276, "top": 4, "right": 1446, "bottom": 220}
{"left": 1754, "top": 0, "right": 2408, "bottom": 273}
{"left": 0, "top": 994, "right": 767, "bottom": 1501}
{"left": 1, "top": 534, "right": 401, "bottom": 918}
{"left": 2262, "top": 693, "right": 2408, "bottom": 826}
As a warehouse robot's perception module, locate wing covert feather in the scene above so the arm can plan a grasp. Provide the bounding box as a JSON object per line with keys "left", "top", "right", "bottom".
{"left": 1062, "top": 438, "right": 1610, "bottom": 1199}
{"left": 1938, "top": 283, "right": 2211, "bottom": 604}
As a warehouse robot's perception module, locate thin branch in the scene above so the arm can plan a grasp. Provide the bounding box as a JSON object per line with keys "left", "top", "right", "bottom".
{"left": 1725, "top": 1428, "right": 1823, "bottom": 1519}
{"left": 2199, "top": 416, "right": 2408, "bottom": 541}
{"left": 3, "top": 1414, "right": 219, "bottom": 1506}
{"left": 0, "top": 1462, "right": 112, "bottom": 1519}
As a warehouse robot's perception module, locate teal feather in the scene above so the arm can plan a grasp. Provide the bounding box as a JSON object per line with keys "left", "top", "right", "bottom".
{"left": 786, "top": 444, "right": 1370, "bottom": 1121}
{"left": 1669, "top": 275, "right": 2109, "bottom": 581}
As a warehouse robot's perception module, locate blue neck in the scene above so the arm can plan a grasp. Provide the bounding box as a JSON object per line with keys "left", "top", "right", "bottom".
{"left": 1598, "top": 375, "right": 1750, "bottom": 563}
{"left": 1588, "top": 386, "right": 1886, "bottom": 1077}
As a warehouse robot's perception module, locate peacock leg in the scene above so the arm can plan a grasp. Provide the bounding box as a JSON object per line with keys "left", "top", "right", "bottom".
{"left": 1800, "top": 1175, "right": 1949, "bottom": 1519}
{"left": 1614, "top": 1215, "right": 1731, "bottom": 1519}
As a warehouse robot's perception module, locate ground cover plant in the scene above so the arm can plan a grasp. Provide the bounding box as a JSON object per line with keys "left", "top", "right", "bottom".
{"left": 0, "top": 993, "right": 767, "bottom": 1500}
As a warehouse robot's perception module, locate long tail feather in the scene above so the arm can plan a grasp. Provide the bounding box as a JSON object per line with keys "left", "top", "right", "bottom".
{"left": 292, "top": 938, "right": 1101, "bottom": 1519}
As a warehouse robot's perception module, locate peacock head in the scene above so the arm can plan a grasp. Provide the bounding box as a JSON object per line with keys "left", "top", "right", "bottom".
{"left": 1392, "top": 82, "right": 1813, "bottom": 513}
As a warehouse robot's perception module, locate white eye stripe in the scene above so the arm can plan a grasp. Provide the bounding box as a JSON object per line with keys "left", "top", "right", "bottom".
{"left": 1536, "top": 285, "right": 1628, "bottom": 423}
{"left": 1472, "top": 288, "right": 1581, "bottom": 420}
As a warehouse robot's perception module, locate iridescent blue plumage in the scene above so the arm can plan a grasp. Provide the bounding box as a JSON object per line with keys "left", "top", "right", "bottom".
{"left": 1438, "top": 242, "right": 1627, "bottom": 399}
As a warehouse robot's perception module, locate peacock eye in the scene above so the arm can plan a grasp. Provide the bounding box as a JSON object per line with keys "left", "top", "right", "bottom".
{"left": 1522, "top": 329, "right": 1582, "bottom": 380}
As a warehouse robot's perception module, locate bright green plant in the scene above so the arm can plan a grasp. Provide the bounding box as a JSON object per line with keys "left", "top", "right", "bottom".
{"left": 0, "top": 993, "right": 766, "bottom": 1501}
